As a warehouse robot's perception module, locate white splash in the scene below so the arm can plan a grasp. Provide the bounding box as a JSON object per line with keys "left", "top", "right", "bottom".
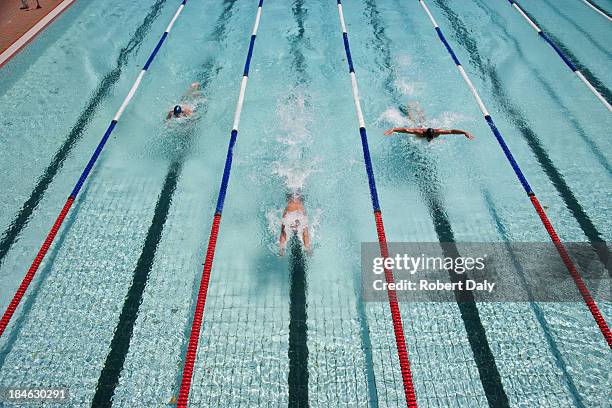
{"left": 272, "top": 158, "right": 320, "bottom": 192}
{"left": 377, "top": 105, "right": 472, "bottom": 131}
{"left": 396, "top": 53, "right": 411, "bottom": 67}
{"left": 429, "top": 111, "right": 471, "bottom": 128}
{"left": 265, "top": 90, "right": 322, "bottom": 254}
{"left": 272, "top": 91, "right": 317, "bottom": 192}
{"left": 377, "top": 107, "right": 409, "bottom": 127}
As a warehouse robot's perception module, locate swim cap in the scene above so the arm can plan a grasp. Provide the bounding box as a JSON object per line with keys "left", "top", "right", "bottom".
{"left": 173, "top": 105, "right": 182, "bottom": 117}
{"left": 425, "top": 127, "right": 435, "bottom": 141}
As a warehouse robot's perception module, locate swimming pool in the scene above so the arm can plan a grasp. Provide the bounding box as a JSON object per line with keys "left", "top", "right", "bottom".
{"left": 0, "top": 0, "right": 610, "bottom": 406}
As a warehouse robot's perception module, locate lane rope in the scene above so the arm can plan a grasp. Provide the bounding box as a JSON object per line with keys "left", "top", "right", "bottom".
{"left": 581, "top": 0, "right": 612, "bottom": 21}
{"left": 176, "top": 1, "right": 264, "bottom": 406}
{"left": 334, "top": 1, "right": 418, "bottom": 406}
{"left": 505, "top": 0, "right": 612, "bottom": 112}
{"left": 417, "top": 0, "right": 612, "bottom": 348}
{"left": 0, "top": 0, "right": 188, "bottom": 338}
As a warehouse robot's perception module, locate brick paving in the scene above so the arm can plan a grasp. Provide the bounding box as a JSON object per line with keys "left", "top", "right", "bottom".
{"left": 0, "top": 0, "right": 66, "bottom": 54}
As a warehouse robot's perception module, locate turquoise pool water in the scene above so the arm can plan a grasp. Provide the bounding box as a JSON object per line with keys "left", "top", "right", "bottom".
{"left": 0, "top": 0, "right": 610, "bottom": 406}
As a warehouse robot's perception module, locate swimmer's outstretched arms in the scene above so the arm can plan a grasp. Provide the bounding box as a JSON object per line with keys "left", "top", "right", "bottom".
{"left": 384, "top": 127, "right": 474, "bottom": 141}
{"left": 279, "top": 194, "right": 312, "bottom": 256}
{"left": 387, "top": 102, "right": 474, "bottom": 141}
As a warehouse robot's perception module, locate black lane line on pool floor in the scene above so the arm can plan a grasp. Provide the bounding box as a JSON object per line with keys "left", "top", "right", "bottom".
{"left": 0, "top": 0, "right": 169, "bottom": 270}
{"left": 365, "top": 1, "right": 510, "bottom": 406}
{"left": 91, "top": 159, "right": 183, "bottom": 407}
{"left": 287, "top": 2, "right": 310, "bottom": 405}
{"left": 437, "top": 0, "right": 610, "bottom": 277}
{"left": 288, "top": 237, "right": 309, "bottom": 407}
{"left": 91, "top": 2, "right": 237, "bottom": 405}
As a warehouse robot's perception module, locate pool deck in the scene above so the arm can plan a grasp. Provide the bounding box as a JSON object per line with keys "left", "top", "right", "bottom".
{"left": 0, "top": 0, "right": 75, "bottom": 68}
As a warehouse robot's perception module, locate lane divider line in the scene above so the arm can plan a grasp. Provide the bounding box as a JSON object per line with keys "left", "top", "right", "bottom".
{"left": 505, "top": 0, "right": 612, "bottom": 112}
{"left": 417, "top": 0, "right": 612, "bottom": 348}
{"left": 176, "top": 1, "right": 264, "bottom": 406}
{"left": 334, "top": 1, "right": 418, "bottom": 406}
{"left": 0, "top": 0, "right": 77, "bottom": 69}
{"left": 0, "top": 0, "right": 188, "bottom": 338}
{"left": 581, "top": 0, "right": 612, "bottom": 21}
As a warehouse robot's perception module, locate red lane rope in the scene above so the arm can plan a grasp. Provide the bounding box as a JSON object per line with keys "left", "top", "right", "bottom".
{"left": 417, "top": 0, "right": 611, "bottom": 348}
{"left": 530, "top": 195, "right": 612, "bottom": 347}
{"left": 375, "top": 210, "right": 418, "bottom": 406}
{"left": 0, "top": 197, "right": 74, "bottom": 336}
{"left": 0, "top": 0, "right": 188, "bottom": 339}
{"left": 178, "top": 213, "right": 221, "bottom": 407}
{"left": 334, "top": 0, "right": 418, "bottom": 403}
{"left": 177, "top": 2, "right": 264, "bottom": 405}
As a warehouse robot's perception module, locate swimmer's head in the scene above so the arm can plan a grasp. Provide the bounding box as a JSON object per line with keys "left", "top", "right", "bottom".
{"left": 173, "top": 105, "right": 182, "bottom": 117}
{"left": 286, "top": 190, "right": 303, "bottom": 202}
{"left": 290, "top": 218, "right": 301, "bottom": 232}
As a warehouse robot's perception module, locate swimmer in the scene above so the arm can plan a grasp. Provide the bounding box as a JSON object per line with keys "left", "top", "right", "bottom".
{"left": 279, "top": 193, "right": 312, "bottom": 256}
{"left": 384, "top": 126, "right": 474, "bottom": 141}
{"left": 166, "top": 82, "right": 200, "bottom": 119}
{"left": 385, "top": 101, "right": 474, "bottom": 141}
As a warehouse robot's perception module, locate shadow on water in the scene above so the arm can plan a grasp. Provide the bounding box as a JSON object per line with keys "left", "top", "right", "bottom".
{"left": 364, "top": 0, "right": 510, "bottom": 406}
{"left": 0, "top": 0, "right": 170, "bottom": 271}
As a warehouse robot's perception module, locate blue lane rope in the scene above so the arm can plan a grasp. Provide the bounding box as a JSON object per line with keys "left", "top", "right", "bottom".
{"left": 483, "top": 115, "right": 532, "bottom": 194}
{"left": 537, "top": 31, "right": 577, "bottom": 71}
{"left": 177, "top": 1, "right": 265, "bottom": 405}
{"left": 215, "top": 0, "right": 263, "bottom": 216}
{"left": 359, "top": 127, "right": 381, "bottom": 211}
{"left": 70, "top": 121, "right": 116, "bottom": 198}
{"left": 506, "top": 0, "right": 612, "bottom": 111}
{"left": 71, "top": 0, "right": 187, "bottom": 198}
{"left": 0, "top": 0, "right": 188, "bottom": 338}
{"left": 215, "top": 129, "right": 238, "bottom": 214}
{"left": 417, "top": 0, "right": 612, "bottom": 347}
{"left": 334, "top": 1, "right": 418, "bottom": 405}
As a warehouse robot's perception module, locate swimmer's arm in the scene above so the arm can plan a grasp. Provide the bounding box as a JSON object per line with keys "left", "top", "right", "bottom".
{"left": 166, "top": 111, "right": 173, "bottom": 120}
{"left": 184, "top": 82, "right": 201, "bottom": 98}
{"left": 436, "top": 129, "right": 475, "bottom": 140}
{"left": 303, "top": 227, "right": 311, "bottom": 254}
{"left": 279, "top": 225, "right": 287, "bottom": 256}
{"left": 384, "top": 127, "right": 423, "bottom": 136}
